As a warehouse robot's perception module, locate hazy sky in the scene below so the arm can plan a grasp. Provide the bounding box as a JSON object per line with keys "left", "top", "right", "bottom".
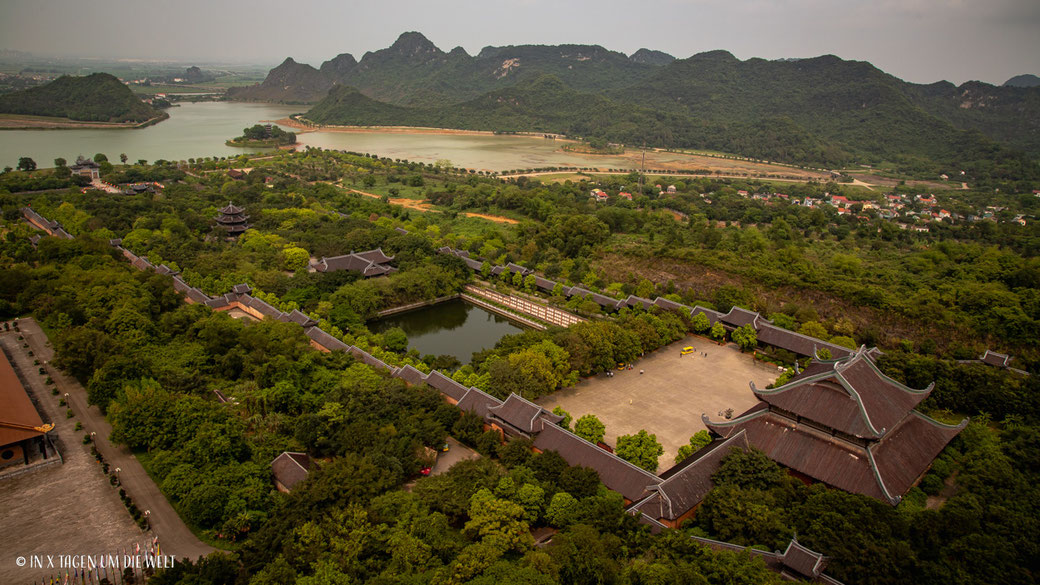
{"left": 2, "top": 0, "right": 1037, "bottom": 85}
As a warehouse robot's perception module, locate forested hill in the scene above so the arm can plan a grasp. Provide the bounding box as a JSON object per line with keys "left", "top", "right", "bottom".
{"left": 620, "top": 52, "right": 1040, "bottom": 161}
{"left": 306, "top": 73, "right": 1037, "bottom": 172}
{"left": 306, "top": 77, "right": 842, "bottom": 166}
{"left": 228, "top": 31, "right": 665, "bottom": 107}
{"left": 0, "top": 72, "right": 163, "bottom": 123}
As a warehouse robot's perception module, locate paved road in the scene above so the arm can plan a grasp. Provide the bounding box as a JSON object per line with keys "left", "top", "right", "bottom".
{"left": 17, "top": 318, "right": 216, "bottom": 562}
{"left": 430, "top": 437, "right": 480, "bottom": 476}
{"left": 0, "top": 333, "right": 145, "bottom": 585}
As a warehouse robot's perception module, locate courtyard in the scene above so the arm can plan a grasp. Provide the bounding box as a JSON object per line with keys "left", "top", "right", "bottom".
{"left": 0, "top": 332, "right": 145, "bottom": 585}
{"left": 536, "top": 335, "right": 780, "bottom": 472}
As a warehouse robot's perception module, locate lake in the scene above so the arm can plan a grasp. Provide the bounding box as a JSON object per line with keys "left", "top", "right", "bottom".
{"left": 0, "top": 102, "right": 300, "bottom": 168}
{"left": 0, "top": 101, "right": 660, "bottom": 172}
{"left": 369, "top": 298, "right": 525, "bottom": 364}
{"left": 295, "top": 131, "right": 635, "bottom": 172}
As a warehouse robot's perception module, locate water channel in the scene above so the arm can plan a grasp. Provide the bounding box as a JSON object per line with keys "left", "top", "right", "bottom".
{"left": 369, "top": 298, "right": 525, "bottom": 364}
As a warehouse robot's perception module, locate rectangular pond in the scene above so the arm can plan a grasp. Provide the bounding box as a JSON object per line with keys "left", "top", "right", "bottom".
{"left": 369, "top": 298, "right": 525, "bottom": 364}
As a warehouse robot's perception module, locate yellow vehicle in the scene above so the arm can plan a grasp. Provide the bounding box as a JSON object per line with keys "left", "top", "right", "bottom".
{"left": 617, "top": 363, "right": 626, "bottom": 370}
{"left": 681, "top": 346, "right": 695, "bottom": 355}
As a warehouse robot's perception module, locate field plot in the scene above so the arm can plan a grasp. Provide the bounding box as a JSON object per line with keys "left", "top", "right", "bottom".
{"left": 536, "top": 335, "right": 779, "bottom": 472}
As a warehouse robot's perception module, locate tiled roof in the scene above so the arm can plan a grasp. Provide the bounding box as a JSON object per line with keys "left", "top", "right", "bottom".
{"left": 245, "top": 296, "right": 282, "bottom": 318}
{"left": 423, "top": 370, "right": 470, "bottom": 402}
{"left": 624, "top": 296, "right": 655, "bottom": 310}
{"left": 534, "top": 276, "right": 558, "bottom": 292}
{"left": 354, "top": 248, "right": 394, "bottom": 264}
{"left": 751, "top": 347, "right": 932, "bottom": 438}
{"left": 306, "top": 327, "right": 350, "bottom": 351}
{"left": 781, "top": 539, "right": 828, "bottom": 579}
{"left": 0, "top": 351, "right": 47, "bottom": 446}
{"left": 185, "top": 288, "right": 212, "bottom": 304}
{"left": 720, "top": 306, "right": 765, "bottom": 328}
{"left": 532, "top": 423, "right": 661, "bottom": 501}
{"left": 271, "top": 452, "right": 311, "bottom": 491}
{"left": 456, "top": 387, "right": 502, "bottom": 419}
{"left": 637, "top": 430, "right": 750, "bottom": 521}
{"left": 486, "top": 393, "right": 564, "bottom": 435}
{"left": 314, "top": 249, "right": 396, "bottom": 277}
{"left": 395, "top": 365, "right": 428, "bottom": 386}
{"left": 704, "top": 402, "right": 966, "bottom": 504}
{"left": 218, "top": 202, "right": 244, "bottom": 215}
{"left": 690, "top": 306, "right": 723, "bottom": 324}
{"left": 279, "top": 309, "right": 318, "bottom": 328}
{"left": 980, "top": 349, "right": 1011, "bottom": 367}
{"left": 652, "top": 297, "right": 688, "bottom": 312}
{"left": 505, "top": 262, "right": 534, "bottom": 276}
{"left": 756, "top": 323, "right": 854, "bottom": 358}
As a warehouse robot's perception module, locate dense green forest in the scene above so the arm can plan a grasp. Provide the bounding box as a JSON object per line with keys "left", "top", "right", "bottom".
{"left": 2, "top": 149, "right": 1038, "bottom": 584}
{"left": 230, "top": 32, "right": 1040, "bottom": 173}
{"left": 0, "top": 72, "right": 165, "bottom": 123}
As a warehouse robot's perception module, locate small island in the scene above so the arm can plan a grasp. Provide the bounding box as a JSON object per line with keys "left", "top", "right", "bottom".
{"left": 227, "top": 123, "right": 297, "bottom": 147}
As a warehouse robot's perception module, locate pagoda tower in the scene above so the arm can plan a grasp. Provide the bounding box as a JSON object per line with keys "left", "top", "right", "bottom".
{"left": 215, "top": 202, "right": 249, "bottom": 236}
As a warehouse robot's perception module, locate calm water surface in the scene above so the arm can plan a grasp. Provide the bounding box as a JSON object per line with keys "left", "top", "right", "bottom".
{"left": 370, "top": 298, "right": 524, "bottom": 364}
{"left": 0, "top": 102, "right": 300, "bottom": 168}
{"left": 296, "top": 131, "right": 633, "bottom": 172}
{"left": 0, "top": 101, "right": 660, "bottom": 171}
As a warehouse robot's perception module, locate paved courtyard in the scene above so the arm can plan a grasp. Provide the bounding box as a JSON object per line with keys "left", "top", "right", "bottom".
{"left": 0, "top": 332, "right": 145, "bottom": 585}
{"left": 536, "top": 335, "right": 781, "bottom": 472}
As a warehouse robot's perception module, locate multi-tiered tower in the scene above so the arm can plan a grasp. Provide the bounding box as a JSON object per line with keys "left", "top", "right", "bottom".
{"left": 215, "top": 202, "right": 249, "bottom": 236}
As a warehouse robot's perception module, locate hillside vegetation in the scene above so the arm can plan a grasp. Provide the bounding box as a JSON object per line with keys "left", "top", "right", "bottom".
{"left": 0, "top": 72, "right": 164, "bottom": 123}
{"left": 237, "top": 32, "right": 1040, "bottom": 173}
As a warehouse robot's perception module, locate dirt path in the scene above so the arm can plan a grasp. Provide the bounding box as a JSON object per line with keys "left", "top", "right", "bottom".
{"left": 462, "top": 212, "right": 519, "bottom": 224}
{"left": 0, "top": 332, "right": 150, "bottom": 584}
{"left": 16, "top": 318, "right": 217, "bottom": 563}
{"left": 349, "top": 188, "right": 440, "bottom": 212}
{"left": 508, "top": 170, "right": 822, "bottom": 183}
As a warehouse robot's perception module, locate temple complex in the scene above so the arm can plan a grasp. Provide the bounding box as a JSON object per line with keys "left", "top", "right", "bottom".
{"left": 214, "top": 201, "right": 250, "bottom": 236}
{"left": 310, "top": 248, "right": 396, "bottom": 277}
{"left": 703, "top": 346, "right": 967, "bottom": 504}
{"left": 69, "top": 156, "right": 100, "bottom": 181}
{"left": 0, "top": 350, "right": 56, "bottom": 471}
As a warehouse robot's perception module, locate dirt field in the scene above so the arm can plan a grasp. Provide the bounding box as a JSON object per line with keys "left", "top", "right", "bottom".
{"left": 535, "top": 335, "right": 779, "bottom": 472}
